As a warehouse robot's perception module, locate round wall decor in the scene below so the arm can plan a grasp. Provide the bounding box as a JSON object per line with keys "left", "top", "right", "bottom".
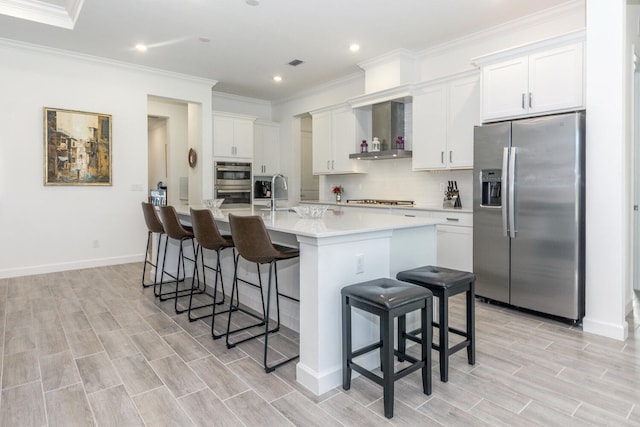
{"left": 188, "top": 148, "right": 197, "bottom": 168}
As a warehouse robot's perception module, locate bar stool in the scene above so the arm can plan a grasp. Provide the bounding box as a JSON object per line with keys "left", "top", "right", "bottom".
{"left": 341, "top": 278, "right": 433, "bottom": 419}
{"left": 226, "top": 214, "right": 299, "bottom": 373}
{"left": 189, "top": 208, "right": 235, "bottom": 334}
{"left": 141, "top": 202, "right": 167, "bottom": 288}
{"left": 157, "top": 205, "right": 199, "bottom": 313}
{"left": 396, "top": 265, "right": 475, "bottom": 382}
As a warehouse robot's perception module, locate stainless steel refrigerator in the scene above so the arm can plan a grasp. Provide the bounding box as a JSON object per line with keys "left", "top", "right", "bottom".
{"left": 473, "top": 111, "right": 585, "bottom": 321}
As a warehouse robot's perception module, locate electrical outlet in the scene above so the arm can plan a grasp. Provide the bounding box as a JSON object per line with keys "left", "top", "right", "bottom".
{"left": 439, "top": 182, "right": 445, "bottom": 192}
{"left": 355, "top": 254, "right": 364, "bottom": 274}
{"left": 92, "top": 240, "right": 100, "bottom": 248}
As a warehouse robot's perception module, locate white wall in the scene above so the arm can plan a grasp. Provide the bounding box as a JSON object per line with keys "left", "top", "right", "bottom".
{"left": 0, "top": 40, "right": 214, "bottom": 278}
{"left": 626, "top": 4, "right": 640, "bottom": 314}
{"left": 582, "top": 0, "right": 629, "bottom": 340}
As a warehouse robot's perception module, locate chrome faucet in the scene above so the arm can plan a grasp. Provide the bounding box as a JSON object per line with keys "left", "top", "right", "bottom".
{"left": 270, "top": 174, "right": 287, "bottom": 212}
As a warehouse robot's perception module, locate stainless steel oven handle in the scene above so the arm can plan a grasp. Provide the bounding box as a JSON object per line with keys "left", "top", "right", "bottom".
{"left": 216, "top": 166, "right": 251, "bottom": 172}
{"left": 215, "top": 189, "right": 251, "bottom": 193}
{"left": 502, "top": 147, "right": 509, "bottom": 237}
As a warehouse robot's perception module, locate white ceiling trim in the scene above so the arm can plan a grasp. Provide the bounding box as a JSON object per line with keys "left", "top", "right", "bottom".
{"left": 0, "top": 37, "right": 219, "bottom": 88}
{"left": 0, "top": 0, "right": 84, "bottom": 29}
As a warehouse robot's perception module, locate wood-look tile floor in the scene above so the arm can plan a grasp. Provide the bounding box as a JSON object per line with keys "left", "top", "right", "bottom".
{"left": 1, "top": 262, "right": 639, "bottom": 426}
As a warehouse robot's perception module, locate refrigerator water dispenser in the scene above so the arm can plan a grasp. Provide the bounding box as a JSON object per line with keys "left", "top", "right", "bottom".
{"left": 481, "top": 169, "right": 501, "bottom": 207}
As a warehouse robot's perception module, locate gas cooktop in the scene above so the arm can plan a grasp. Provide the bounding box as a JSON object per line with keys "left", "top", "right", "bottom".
{"left": 346, "top": 199, "right": 415, "bottom": 206}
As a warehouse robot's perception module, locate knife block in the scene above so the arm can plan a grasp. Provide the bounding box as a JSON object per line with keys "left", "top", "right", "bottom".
{"left": 443, "top": 190, "right": 461, "bottom": 209}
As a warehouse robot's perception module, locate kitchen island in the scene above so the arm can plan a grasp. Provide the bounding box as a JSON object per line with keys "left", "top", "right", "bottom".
{"left": 175, "top": 205, "right": 440, "bottom": 395}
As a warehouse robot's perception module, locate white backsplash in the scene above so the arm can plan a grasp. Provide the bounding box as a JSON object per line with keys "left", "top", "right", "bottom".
{"left": 323, "top": 158, "right": 473, "bottom": 209}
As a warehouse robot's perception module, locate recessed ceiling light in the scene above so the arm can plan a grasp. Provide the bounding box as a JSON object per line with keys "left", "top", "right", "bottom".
{"left": 246, "top": 0, "right": 260, "bottom": 6}
{"left": 198, "top": 37, "right": 210, "bottom": 43}
{"left": 349, "top": 43, "right": 360, "bottom": 52}
{"left": 135, "top": 44, "right": 148, "bottom": 52}
{"left": 273, "top": 75, "right": 282, "bottom": 82}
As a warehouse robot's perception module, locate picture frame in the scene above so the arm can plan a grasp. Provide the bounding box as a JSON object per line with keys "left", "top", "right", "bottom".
{"left": 44, "top": 107, "right": 112, "bottom": 186}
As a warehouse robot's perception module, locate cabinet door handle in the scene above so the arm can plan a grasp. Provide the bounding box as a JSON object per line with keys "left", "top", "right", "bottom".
{"left": 446, "top": 217, "right": 460, "bottom": 222}
{"left": 521, "top": 93, "right": 525, "bottom": 109}
{"left": 327, "top": 160, "right": 330, "bottom": 170}
{"left": 332, "top": 160, "right": 335, "bottom": 170}
{"left": 529, "top": 92, "right": 532, "bottom": 108}
{"left": 441, "top": 152, "right": 444, "bottom": 164}
{"left": 449, "top": 151, "right": 453, "bottom": 163}
{"left": 404, "top": 214, "right": 416, "bottom": 217}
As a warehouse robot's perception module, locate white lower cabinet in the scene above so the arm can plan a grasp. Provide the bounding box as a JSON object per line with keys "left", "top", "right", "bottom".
{"left": 431, "top": 211, "right": 473, "bottom": 272}
{"left": 436, "top": 225, "right": 472, "bottom": 272}
{"left": 390, "top": 208, "right": 474, "bottom": 272}
{"left": 303, "top": 204, "right": 474, "bottom": 272}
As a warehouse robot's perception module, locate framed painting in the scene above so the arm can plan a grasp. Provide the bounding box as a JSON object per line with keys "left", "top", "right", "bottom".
{"left": 44, "top": 107, "right": 112, "bottom": 186}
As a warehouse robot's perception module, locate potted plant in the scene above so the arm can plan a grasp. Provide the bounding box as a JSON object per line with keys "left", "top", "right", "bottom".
{"left": 332, "top": 185, "right": 344, "bottom": 203}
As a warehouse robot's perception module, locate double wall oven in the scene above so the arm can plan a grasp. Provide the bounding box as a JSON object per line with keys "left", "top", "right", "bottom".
{"left": 214, "top": 161, "right": 252, "bottom": 208}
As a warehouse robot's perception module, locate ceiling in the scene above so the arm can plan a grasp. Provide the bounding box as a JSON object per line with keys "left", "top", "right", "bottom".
{"left": 0, "top": 0, "right": 574, "bottom": 101}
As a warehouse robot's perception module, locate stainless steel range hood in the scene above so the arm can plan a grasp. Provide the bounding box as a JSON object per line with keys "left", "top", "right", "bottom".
{"left": 372, "top": 101, "right": 404, "bottom": 151}
{"left": 349, "top": 100, "right": 411, "bottom": 160}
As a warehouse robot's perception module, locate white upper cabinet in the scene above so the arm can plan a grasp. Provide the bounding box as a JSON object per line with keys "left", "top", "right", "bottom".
{"left": 412, "top": 71, "right": 479, "bottom": 170}
{"left": 213, "top": 112, "right": 255, "bottom": 160}
{"left": 311, "top": 103, "right": 366, "bottom": 175}
{"left": 253, "top": 121, "right": 280, "bottom": 175}
{"left": 476, "top": 31, "right": 585, "bottom": 122}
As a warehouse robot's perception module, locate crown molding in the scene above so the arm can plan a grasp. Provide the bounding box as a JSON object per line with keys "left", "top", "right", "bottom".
{"left": 0, "top": 37, "right": 218, "bottom": 88}
{"left": 357, "top": 48, "right": 417, "bottom": 71}
{"left": 0, "top": 0, "right": 84, "bottom": 29}
{"left": 212, "top": 90, "right": 271, "bottom": 107}
{"left": 271, "top": 71, "right": 363, "bottom": 107}
{"left": 415, "top": 0, "right": 585, "bottom": 59}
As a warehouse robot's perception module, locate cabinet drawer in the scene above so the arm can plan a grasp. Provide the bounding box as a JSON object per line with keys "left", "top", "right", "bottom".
{"left": 430, "top": 211, "right": 472, "bottom": 227}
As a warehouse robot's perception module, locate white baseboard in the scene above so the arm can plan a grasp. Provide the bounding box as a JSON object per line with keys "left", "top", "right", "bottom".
{"left": 0, "top": 254, "right": 143, "bottom": 279}
{"left": 582, "top": 316, "right": 629, "bottom": 341}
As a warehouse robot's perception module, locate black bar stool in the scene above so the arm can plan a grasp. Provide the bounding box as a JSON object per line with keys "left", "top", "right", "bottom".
{"left": 226, "top": 214, "right": 300, "bottom": 373}
{"left": 141, "top": 202, "right": 168, "bottom": 288}
{"left": 157, "top": 205, "right": 199, "bottom": 313}
{"left": 396, "top": 265, "right": 475, "bottom": 382}
{"left": 189, "top": 208, "right": 235, "bottom": 334}
{"left": 342, "top": 278, "right": 433, "bottom": 419}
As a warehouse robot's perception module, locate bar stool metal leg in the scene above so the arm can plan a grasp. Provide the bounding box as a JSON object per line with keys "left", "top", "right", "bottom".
{"left": 342, "top": 293, "right": 352, "bottom": 390}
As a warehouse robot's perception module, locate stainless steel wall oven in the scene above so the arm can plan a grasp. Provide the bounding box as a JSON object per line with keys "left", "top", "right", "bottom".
{"left": 214, "top": 161, "right": 252, "bottom": 207}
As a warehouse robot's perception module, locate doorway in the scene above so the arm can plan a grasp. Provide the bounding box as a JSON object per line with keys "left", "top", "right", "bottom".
{"left": 148, "top": 115, "right": 168, "bottom": 201}
{"left": 300, "top": 114, "right": 319, "bottom": 201}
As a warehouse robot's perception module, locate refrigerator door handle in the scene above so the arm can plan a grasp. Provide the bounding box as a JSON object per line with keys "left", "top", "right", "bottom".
{"left": 508, "top": 147, "right": 517, "bottom": 238}
{"left": 502, "top": 147, "right": 509, "bottom": 237}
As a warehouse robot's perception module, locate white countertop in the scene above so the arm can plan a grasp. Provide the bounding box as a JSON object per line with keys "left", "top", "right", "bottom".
{"left": 300, "top": 200, "right": 473, "bottom": 214}
{"left": 176, "top": 205, "right": 441, "bottom": 239}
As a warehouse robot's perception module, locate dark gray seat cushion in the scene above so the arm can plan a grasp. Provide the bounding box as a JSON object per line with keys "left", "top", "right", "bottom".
{"left": 341, "top": 278, "right": 432, "bottom": 310}
{"left": 396, "top": 265, "right": 474, "bottom": 290}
